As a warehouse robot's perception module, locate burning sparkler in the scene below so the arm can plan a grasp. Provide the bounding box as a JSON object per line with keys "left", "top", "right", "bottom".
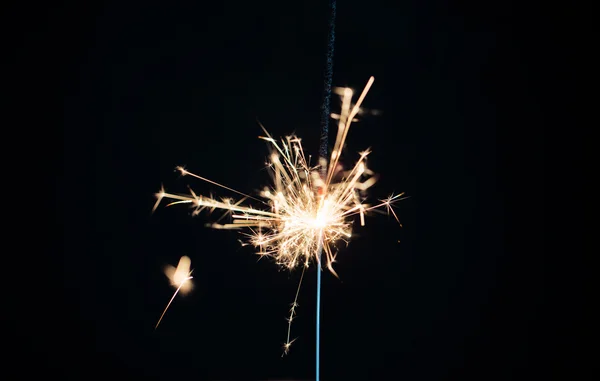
{"left": 153, "top": 76, "right": 405, "bottom": 351}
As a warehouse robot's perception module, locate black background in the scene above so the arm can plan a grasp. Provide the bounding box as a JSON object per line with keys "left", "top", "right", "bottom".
{"left": 6, "top": 0, "right": 586, "bottom": 380}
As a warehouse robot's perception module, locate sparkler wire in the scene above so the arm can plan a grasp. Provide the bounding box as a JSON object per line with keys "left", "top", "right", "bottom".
{"left": 317, "top": 1, "right": 336, "bottom": 380}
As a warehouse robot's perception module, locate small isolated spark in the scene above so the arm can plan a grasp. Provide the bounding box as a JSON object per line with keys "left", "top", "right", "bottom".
{"left": 153, "top": 76, "right": 407, "bottom": 351}
{"left": 155, "top": 255, "right": 194, "bottom": 329}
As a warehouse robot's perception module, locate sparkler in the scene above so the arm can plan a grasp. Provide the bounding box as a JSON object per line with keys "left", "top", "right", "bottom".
{"left": 155, "top": 255, "right": 194, "bottom": 329}
{"left": 153, "top": 76, "right": 405, "bottom": 352}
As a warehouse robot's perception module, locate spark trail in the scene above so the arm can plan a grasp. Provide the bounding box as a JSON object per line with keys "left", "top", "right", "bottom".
{"left": 155, "top": 255, "right": 194, "bottom": 329}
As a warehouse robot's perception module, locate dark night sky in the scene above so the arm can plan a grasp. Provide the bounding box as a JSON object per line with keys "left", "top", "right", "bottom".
{"left": 7, "top": 0, "right": 585, "bottom": 380}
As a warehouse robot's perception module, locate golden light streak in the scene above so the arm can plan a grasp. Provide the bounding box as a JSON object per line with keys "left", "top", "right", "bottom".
{"left": 153, "top": 76, "right": 407, "bottom": 351}
{"left": 282, "top": 264, "right": 307, "bottom": 356}
{"left": 155, "top": 255, "right": 194, "bottom": 329}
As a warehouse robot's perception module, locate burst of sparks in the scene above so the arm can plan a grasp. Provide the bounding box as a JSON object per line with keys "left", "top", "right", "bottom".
{"left": 153, "top": 76, "right": 406, "bottom": 351}
{"left": 155, "top": 255, "right": 194, "bottom": 329}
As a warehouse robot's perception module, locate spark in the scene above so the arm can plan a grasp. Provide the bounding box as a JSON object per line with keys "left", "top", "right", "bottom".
{"left": 154, "top": 76, "right": 405, "bottom": 351}
{"left": 155, "top": 255, "right": 194, "bottom": 329}
{"left": 282, "top": 263, "right": 308, "bottom": 356}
